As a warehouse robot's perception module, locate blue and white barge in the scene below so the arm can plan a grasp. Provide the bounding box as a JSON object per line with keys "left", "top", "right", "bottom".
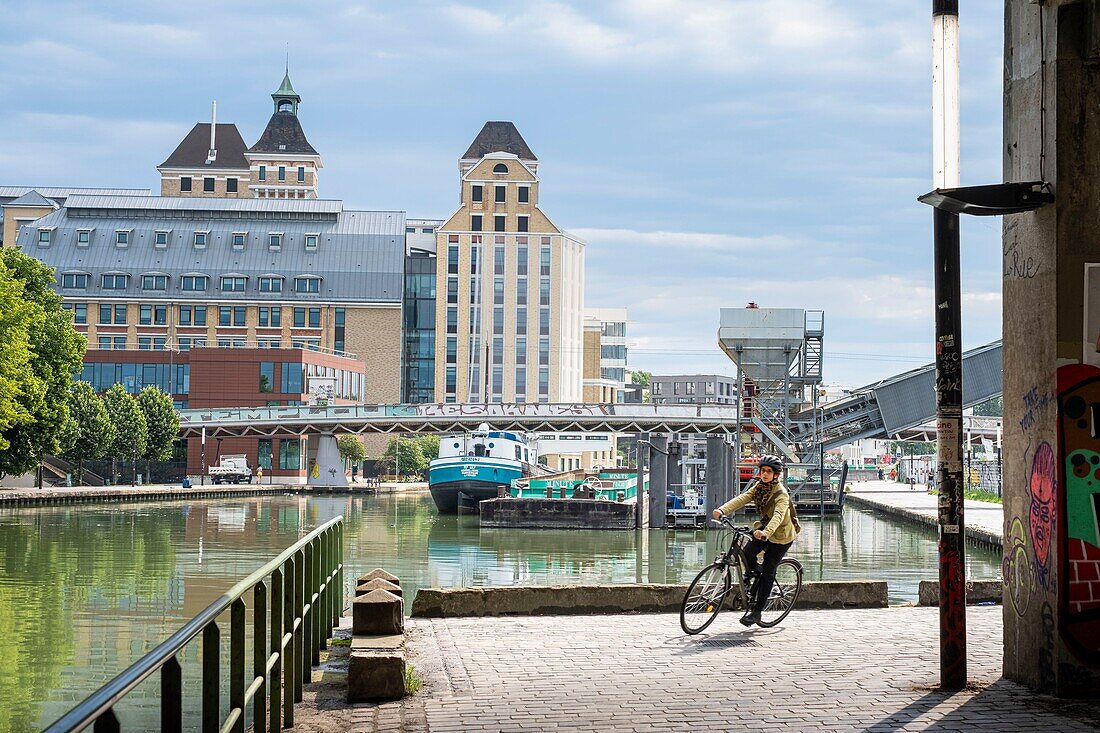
{"left": 428, "top": 424, "right": 538, "bottom": 514}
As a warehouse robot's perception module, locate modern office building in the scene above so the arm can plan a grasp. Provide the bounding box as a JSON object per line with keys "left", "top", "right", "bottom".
{"left": 583, "top": 307, "right": 628, "bottom": 403}
{"left": 650, "top": 375, "right": 737, "bottom": 405}
{"left": 434, "top": 121, "right": 586, "bottom": 404}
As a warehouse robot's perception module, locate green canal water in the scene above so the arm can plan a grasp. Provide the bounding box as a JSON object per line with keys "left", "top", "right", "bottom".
{"left": 0, "top": 492, "right": 1002, "bottom": 732}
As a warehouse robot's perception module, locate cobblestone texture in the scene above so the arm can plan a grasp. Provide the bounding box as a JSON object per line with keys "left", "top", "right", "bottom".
{"left": 293, "top": 606, "right": 1100, "bottom": 732}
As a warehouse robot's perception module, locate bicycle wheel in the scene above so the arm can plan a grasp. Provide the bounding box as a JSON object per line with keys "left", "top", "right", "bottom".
{"left": 755, "top": 559, "right": 803, "bottom": 628}
{"left": 680, "top": 563, "right": 731, "bottom": 634}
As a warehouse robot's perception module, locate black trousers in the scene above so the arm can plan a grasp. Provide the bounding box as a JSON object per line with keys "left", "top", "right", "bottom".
{"left": 742, "top": 538, "right": 793, "bottom": 614}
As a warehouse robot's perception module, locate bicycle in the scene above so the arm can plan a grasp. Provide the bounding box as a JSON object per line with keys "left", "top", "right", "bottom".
{"left": 679, "top": 516, "right": 804, "bottom": 634}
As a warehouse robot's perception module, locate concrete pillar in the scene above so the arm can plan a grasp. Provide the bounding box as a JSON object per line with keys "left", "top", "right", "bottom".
{"left": 1003, "top": 1, "right": 1100, "bottom": 697}
{"left": 649, "top": 435, "right": 668, "bottom": 528}
{"left": 307, "top": 433, "right": 347, "bottom": 488}
{"left": 667, "top": 440, "right": 683, "bottom": 499}
{"left": 705, "top": 435, "right": 725, "bottom": 519}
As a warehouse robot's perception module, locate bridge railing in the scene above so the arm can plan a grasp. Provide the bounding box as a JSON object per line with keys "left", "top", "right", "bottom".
{"left": 44, "top": 517, "right": 344, "bottom": 733}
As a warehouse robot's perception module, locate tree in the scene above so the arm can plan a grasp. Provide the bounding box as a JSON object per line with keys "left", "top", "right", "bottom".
{"left": 972, "top": 395, "right": 1003, "bottom": 417}
{"left": 0, "top": 249, "right": 85, "bottom": 477}
{"left": 137, "top": 386, "right": 179, "bottom": 462}
{"left": 61, "top": 381, "right": 114, "bottom": 484}
{"left": 337, "top": 435, "right": 367, "bottom": 465}
{"left": 102, "top": 384, "right": 148, "bottom": 484}
{"left": 379, "top": 437, "right": 427, "bottom": 477}
{"left": 417, "top": 434, "right": 440, "bottom": 463}
{"left": 631, "top": 370, "right": 651, "bottom": 388}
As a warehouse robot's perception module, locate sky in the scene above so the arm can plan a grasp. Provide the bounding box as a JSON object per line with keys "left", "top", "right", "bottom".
{"left": 0, "top": 0, "right": 1008, "bottom": 388}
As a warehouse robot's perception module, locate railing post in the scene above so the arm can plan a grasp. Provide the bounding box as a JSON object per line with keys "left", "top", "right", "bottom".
{"left": 337, "top": 523, "right": 344, "bottom": 626}
{"left": 161, "top": 655, "right": 183, "bottom": 733}
{"left": 270, "top": 569, "right": 283, "bottom": 733}
{"left": 304, "top": 542, "right": 317, "bottom": 666}
{"left": 295, "top": 548, "right": 306, "bottom": 703}
{"left": 313, "top": 536, "right": 324, "bottom": 659}
{"left": 319, "top": 530, "right": 329, "bottom": 649}
{"left": 283, "top": 557, "right": 296, "bottom": 728}
{"left": 202, "top": 623, "right": 220, "bottom": 733}
{"left": 254, "top": 581, "right": 268, "bottom": 733}
{"left": 230, "top": 599, "right": 246, "bottom": 733}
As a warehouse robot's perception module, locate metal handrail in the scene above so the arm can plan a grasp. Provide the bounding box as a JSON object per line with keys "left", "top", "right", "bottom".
{"left": 45, "top": 516, "right": 344, "bottom": 733}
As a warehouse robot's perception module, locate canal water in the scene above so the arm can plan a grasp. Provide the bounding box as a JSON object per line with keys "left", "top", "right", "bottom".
{"left": 0, "top": 491, "right": 1002, "bottom": 732}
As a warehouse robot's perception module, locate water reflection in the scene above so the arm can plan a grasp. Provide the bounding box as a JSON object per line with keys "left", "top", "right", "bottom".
{"left": 0, "top": 492, "right": 1002, "bottom": 732}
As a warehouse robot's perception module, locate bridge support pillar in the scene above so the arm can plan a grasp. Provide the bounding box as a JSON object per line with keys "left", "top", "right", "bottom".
{"left": 1002, "top": 0, "right": 1100, "bottom": 698}
{"left": 306, "top": 433, "right": 347, "bottom": 488}
{"left": 649, "top": 435, "right": 668, "bottom": 529}
{"left": 704, "top": 436, "right": 727, "bottom": 523}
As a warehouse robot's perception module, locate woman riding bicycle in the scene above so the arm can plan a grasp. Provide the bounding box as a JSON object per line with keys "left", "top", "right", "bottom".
{"left": 711, "top": 454, "right": 800, "bottom": 627}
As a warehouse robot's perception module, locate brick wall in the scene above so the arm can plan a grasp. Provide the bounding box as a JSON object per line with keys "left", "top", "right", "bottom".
{"left": 1069, "top": 538, "right": 1100, "bottom": 614}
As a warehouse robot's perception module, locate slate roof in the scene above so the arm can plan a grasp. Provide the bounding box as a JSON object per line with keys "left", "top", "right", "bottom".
{"left": 4, "top": 190, "right": 57, "bottom": 208}
{"left": 0, "top": 186, "right": 150, "bottom": 200}
{"left": 159, "top": 123, "right": 250, "bottom": 170}
{"left": 248, "top": 113, "right": 318, "bottom": 156}
{"left": 462, "top": 122, "right": 537, "bottom": 161}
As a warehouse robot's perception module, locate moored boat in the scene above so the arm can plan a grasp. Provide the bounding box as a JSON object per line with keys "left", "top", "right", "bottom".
{"left": 429, "top": 424, "right": 538, "bottom": 514}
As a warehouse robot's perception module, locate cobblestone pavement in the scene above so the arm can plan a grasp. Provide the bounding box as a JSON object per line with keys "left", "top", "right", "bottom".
{"left": 848, "top": 480, "right": 1003, "bottom": 545}
{"left": 293, "top": 606, "right": 1100, "bottom": 732}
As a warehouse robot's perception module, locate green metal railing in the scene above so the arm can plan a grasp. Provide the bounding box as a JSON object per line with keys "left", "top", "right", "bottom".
{"left": 45, "top": 517, "right": 344, "bottom": 733}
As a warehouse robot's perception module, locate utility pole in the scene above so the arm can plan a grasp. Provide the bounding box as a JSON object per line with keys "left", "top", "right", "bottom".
{"left": 932, "top": 0, "right": 966, "bottom": 690}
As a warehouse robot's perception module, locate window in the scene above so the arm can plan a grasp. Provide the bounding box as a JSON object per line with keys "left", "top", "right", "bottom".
{"left": 221, "top": 276, "right": 247, "bottom": 292}
{"left": 297, "top": 166, "right": 305, "bottom": 182}
{"left": 517, "top": 245, "right": 528, "bottom": 276}
{"left": 308, "top": 307, "right": 320, "bottom": 328}
{"left": 233, "top": 306, "right": 246, "bottom": 326}
{"left": 193, "top": 305, "right": 207, "bottom": 326}
{"left": 280, "top": 362, "right": 304, "bottom": 393}
{"left": 540, "top": 244, "right": 551, "bottom": 276}
{"left": 518, "top": 186, "right": 530, "bottom": 203}
{"left": 295, "top": 277, "right": 320, "bottom": 294}
{"left": 447, "top": 278, "right": 458, "bottom": 304}
{"left": 517, "top": 277, "right": 528, "bottom": 305}
{"left": 471, "top": 184, "right": 483, "bottom": 202}
{"left": 493, "top": 163, "right": 508, "bottom": 173}
{"left": 180, "top": 176, "right": 192, "bottom": 192}
{"left": 259, "top": 165, "right": 267, "bottom": 181}
{"left": 517, "top": 215, "right": 529, "bottom": 233}
{"left": 193, "top": 232, "right": 207, "bottom": 248}
{"left": 142, "top": 275, "right": 168, "bottom": 291}
{"left": 495, "top": 185, "right": 506, "bottom": 203}
{"left": 278, "top": 166, "right": 286, "bottom": 181}
{"left": 278, "top": 439, "right": 301, "bottom": 470}
{"left": 181, "top": 275, "right": 207, "bottom": 292}
{"left": 539, "top": 366, "right": 550, "bottom": 395}
{"left": 226, "top": 177, "right": 238, "bottom": 193}
{"left": 140, "top": 304, "right": 152, "bottom": 325}
{"left": 421, "top": 227, "right": 433, "bottom": 234}
{"left": 138, "top": 336, "right": 153, "bottom": 351}
{"left": 259, "top": 307, "right": 281, "bottom": 327}
{"left": 494, "top": 215, "right": 506, "bottom": 232}
{"left": 516, "top": 307, "right": 527, "bottom": 335}
{"left": 447, "top": 245, "right": 459, "bottom": 274}
{"left": 539, "top": 336, "right": 550, "bottom": 366}
{"left": 539, "top": 279, "right": 550, "bottom": 306}
{"left": 268, "top": 233, "right": 282, "bottom": 250}
{"left": 334, "top": 307, "right": 345, "bottom": 354}
{"left": 99, "top": 304, "right": 112, "bottom": 324}
{"left": 258, "top": 277, "right": 282, "bottom": 293}
{"left": 114, "top": 304, "right": 127, "bottom": 325}
{"left": 219, "top": 306, "right": 231, "bottom": 326}
{"left": 258, "top": 439, "right": 272, "bottom": 469}
{"left": 446, "top": 337, "right": 457, "bottom": 364}
{"left": 539, "top": 308, "right": 550, "bottom": 335}
{"left": 293, "top": 307, "right": 306, "bottom": 328}
{"left": 515, "top": 367, "right": 527, "bottom": 395}
{"left": 493, "top": 307, "right": 504, "bottom": 334}
{"left": 494, "top": 277, "right": 505, "bottom": 305}
{"left": 203, "top": 177, "right": 215, "bottom": 192}
{"left": 232, "top": 232, "right": 246, "bottom": 250}
{"left": 72, "top": 304, "right": 87, "bottom": 324}
{"left": 77, "top": 230, "right": 91, "bottom": 246}
{"left": 102, "top": 274, "right": 128, "bottom": 289}
{"left": 113, "top": 336, "right": 127, "bottom": 349}
{"left": 37, "top": 229, "right": 51, "bottom": 245}
{"left": 494, "top": 246, "right": 505, "bottom": 275}
{"left": 154, "top": 231, "right": 168, "bottom": 248}
{"left": 705, "top": 382, "right": 715, "bottom": 395}
{"left": 686, "top": 382, "right": 697, "bottom": 395}
{"left": 155, "top": 304, "right": 167, "bottom": 325}
{"left": 515, "top": 337, "right": 527, "bottom": 364}
{"left": 115, "top": 231, "right": 129, "bottom": 247}
{"left": 260, "top": 362, "right": 275, "bottom": 393}
{"left": 61, "top": 273, "right": 88, "bottom": 289}
{"left": 179, "top": 305, "right": 192, "bottom": 325}
{"left": 305, "top": 234, "right": 318, "bottom": 251}
{"left": 445, "top": 366, "right": 457, "bottom": 394}
{"left": 471, "top": 215, "right": 482, "bottom": 232}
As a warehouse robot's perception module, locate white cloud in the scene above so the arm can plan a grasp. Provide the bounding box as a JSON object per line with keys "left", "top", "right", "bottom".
{"left": 572, "top": 227, "right": 797, "bottom": 252}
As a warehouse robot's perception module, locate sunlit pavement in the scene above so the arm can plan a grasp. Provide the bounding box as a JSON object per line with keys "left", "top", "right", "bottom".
{"left": 295, "top": 606, "right": 1100, "bottom": 732}
{"left": 848, "top": 480, "right": 1004, "bottom": 544}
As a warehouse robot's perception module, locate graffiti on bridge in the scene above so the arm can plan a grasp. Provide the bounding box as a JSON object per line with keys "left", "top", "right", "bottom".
{"left": 1029, "top": 442, "right": 1056, "bottom": 591}
{"left": 1004, "top": 518, "right": 1033, "bottom": 618}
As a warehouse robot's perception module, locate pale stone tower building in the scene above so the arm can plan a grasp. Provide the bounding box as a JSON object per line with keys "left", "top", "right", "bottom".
{"left": 434, "top": 122, "right": 585, "bottom": 403}
{"left": 245, "top": 72, "right": 322, "bottom": 199}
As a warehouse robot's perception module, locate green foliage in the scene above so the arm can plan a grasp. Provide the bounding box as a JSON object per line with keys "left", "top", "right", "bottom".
{"left": 61, "top": 381, "right": 114, "bottom": 465}
{"left": 102, "top": 384, "right": 148, "bottom": 461}
{"left": 404, "top": 664, "right": 423, "bottom": 694}
{"left": 0, "top": 249, "right": 85, "bottom": 476}
{"left": 136, "top": 386, "right": 179, "bottom": 461}
{"left": 972, "top": 395, "right": 1003, "bottom": 417}
{"left": 337, "top": 435, "right": 367, "bottom": 464}
{"left": 417, "top": 434, "right": 440, "bottom": 463}
{"left": 631, "top": 370, "right": 651, "bottom": 387}
{"left": 379, "top": 437, "right": 427, "bottom": 475}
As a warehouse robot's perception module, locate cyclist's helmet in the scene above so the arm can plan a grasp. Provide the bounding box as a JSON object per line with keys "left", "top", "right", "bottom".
{"left": 757, "top": 454, "right": 784, "bottom": 472}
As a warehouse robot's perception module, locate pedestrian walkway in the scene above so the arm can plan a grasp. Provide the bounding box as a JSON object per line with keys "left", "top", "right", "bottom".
{"left": 847, "top": 480, "right": 1003, "bottom": 546}
{"left": 294, "top": 606, "right": 1099, "bottom": 732}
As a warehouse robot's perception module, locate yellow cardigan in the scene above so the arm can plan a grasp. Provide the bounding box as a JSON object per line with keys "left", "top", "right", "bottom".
{"left": 716, "top": 482, "right": 799, "bottom": 544}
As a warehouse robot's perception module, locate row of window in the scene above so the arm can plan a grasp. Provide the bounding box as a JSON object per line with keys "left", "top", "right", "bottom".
{"left": 469, "top": 214, "right": 531, "bottom": 233}
{"left": 39, "top": 228, "right": 319, "bottom": 253}
{"left": 257, "top": 439, "right": 304, "bottom": 471}
{"left": 80, "top": 362, "right": 190, "bottom": 395}
{"left": 76, "top": 302, "right": 332, "bottom": 329}
{"left": 444, "top": 243, "right": 551, "bottom": 277}
{"left": 94, "top": 336, "right": 329, "bottom": 352}
{"left": 60, "top": 272, "right": 322, "bottom": 294}
{"left": 470, "top": 184, "right": 531, "bottom": 204}
{"left": 258, "top": 362, "right": 362, "bottom": 400}
{"left": 651, "top": 381, "right": 734, "bottom": 396}
{"left": 176, "top": 166, "right": 307, "bottom": 192}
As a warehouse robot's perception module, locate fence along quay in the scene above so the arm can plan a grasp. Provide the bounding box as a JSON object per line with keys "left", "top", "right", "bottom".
{"left": 43, "top": 517, "right": 344, "bottom": 733}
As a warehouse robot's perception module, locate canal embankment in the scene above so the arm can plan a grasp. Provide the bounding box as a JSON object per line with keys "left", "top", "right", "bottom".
{"left": 0, "top": 481, "right": 426, "bottom": 506}
{"left": 846, "top": 479, "right": 1003, "bottom": 547}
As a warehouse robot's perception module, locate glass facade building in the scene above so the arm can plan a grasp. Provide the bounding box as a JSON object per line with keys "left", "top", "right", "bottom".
{"left": 403, "top": 253, "right": 437, "bottom": 403}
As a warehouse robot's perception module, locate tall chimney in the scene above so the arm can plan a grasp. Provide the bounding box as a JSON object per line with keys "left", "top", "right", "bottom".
{"left": 206, "top": 101, "right": 218, "bottom": 164}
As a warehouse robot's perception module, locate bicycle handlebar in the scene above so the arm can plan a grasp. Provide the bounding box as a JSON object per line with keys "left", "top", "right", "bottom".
{"left": 711, "top": 517, "right": 753, "bottom": 534}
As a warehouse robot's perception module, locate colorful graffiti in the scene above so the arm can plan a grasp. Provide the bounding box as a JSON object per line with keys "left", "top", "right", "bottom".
{"left": 1029, "top": 442, "right": 1056, "bottom": 590}
{"left": 1004, "top": 517, "right": 1033, "bottom": 617}
{"left": 1056, "top": 364, "right": 1100, "bottom": 667}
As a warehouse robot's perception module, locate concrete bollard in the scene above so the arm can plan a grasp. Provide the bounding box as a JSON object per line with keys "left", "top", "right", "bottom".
{"left": 348, "top": 647, "right": 406, "bottom": 701}
{"left": 357, "top": 568, "right": 400, "bottom": 586}
{"left": 352, "top": 589, "right": 404, "bottom": 635}
{"left": 355, "top": 578, "right": 403, "bottom": 598}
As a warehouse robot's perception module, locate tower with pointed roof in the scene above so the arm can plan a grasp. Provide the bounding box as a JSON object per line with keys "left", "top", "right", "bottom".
{"left": 434, "top": 121, "right": 586, "bottom": 409}
{"left": 244, "top": 70, "right": 322, "bottom": 199}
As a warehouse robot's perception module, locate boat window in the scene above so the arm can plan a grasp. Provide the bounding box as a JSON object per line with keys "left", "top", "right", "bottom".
{"left": 474, "top": 444, "right": 487, "bottom": 457}
{"left": 515, "top": 446, "right": 522, "bottom": 460}
{"left": 488, "top": 442, "right": 495, "bottom": 449}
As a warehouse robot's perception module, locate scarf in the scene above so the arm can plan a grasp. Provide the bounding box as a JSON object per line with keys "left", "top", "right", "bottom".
{"left": 752, "top": 478, "right": 778, "bottom": 517}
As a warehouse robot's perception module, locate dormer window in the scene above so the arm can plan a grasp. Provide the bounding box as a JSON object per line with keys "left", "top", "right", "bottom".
{"left": 304, "top": 234, "right": 318, "bottom": 252}
{"left": 154, "top": 230, "right": 169, "bottom": 248}
{"left": 232, "top": 232, "right": 247, "bottom": 250}
{"left": 101, "top": 273, "right": 129, "bottom": 290}
{"left": 268, "top": 233, "right": 283, "bottom": 251}
{"left": 37, "top": 229, "right": 52, "bottom": 246}
{"left": 61, "top": 273, "right": 88, "bottom": 289}
{"left": 258, "top": 276, "right": 283, "bottom": 293}
{"left": 76, "top": 229, "right": 91, "bottom": 246}
{"left": 115, "top": 230, "right": 130, "bottom": 247}
{"left": 493, "top": 163, "right": 509, "bottom": 174}
{"left": 141, "top": 274, "right": 168, "bottom": 291}
{"left": 193, "top": 231, "right": 208, "bottom": 249}
{"left": 221, "top": 276, "right": 247, "bottom": 292}
{"left": 294, "top": 276, "right": 321, "bottom": 294}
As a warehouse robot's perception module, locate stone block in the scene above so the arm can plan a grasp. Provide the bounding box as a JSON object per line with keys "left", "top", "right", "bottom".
{"left": 356, "top": 578, "right": 402, "bottom": 598}
{"left": 347, "top": 651, "right": 406, "bottom": 702}
{"left": 351, "top": 634, "right": 405, "bottom": 653}
{"left": 357, "top": 568, "right": 400, "bottom": 586}
{"left": 352, "top": 589, "right": 404, "bottom": 635}
{"left": 917, "top": 579, "right": 1003, "bottom": 606}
